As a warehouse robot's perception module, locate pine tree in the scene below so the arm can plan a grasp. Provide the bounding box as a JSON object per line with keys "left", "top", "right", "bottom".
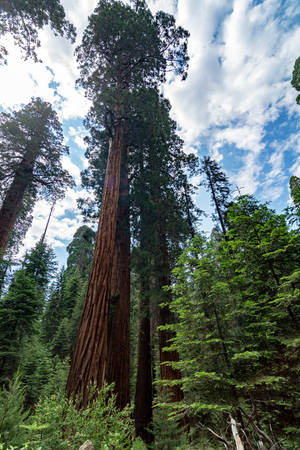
{"left": 288, "top": 175, "right": 300, "bottom": 225}
{"left": 41, "top": 268, "right": 65, "bottom": 345}
{"left": 0, "top": 269, "right": 42, "bottom": 383}
{"left": 42, "top": 226, "right": 95, "bottom": 359}
{"left": 0, "top": 98, "right": 73, "bottom": 255}
{"left": 0, "top": 242, "right": 56, "bottom": 384}
{"left": 66, "top": 225, "right": 96, "bottom": 277}
{"left": 0, "top": 0, "right": 76, "bottom": 63}
{"left": 165, "top": 195, "right": 300, "bottom": 448}
{"left": 200, "top": 156, "right": 231, "bottom": 236}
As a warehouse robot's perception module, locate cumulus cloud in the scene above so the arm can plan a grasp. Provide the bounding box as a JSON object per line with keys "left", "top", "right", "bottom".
{"left": 0, "top": 0, "right": 97, "bottom": 119}
{"left": 164, "top": 0, "right": 300, "bottom": 196}
{"left": 22, "top": 188, "right": 88, "bottom": 254}
{"left": 62, "top": 155, "right": 81, "bottom": 185}
{"left": 2, "top": 0, "right": 300, "bottom": 261}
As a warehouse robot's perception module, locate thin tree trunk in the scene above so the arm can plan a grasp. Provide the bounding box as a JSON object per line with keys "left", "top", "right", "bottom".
{"left": 66, "top": 120, "right": 124, "bottom": 408}
{"left": 207, "top": 170, "right": 227, "bottom": 237}
{"left": 106, "top": 145, "right": 130, "bottom": 409}
{"left": 134, "top": 278, "right": 153, "bottom": 444}
{"left": 0, "top": 153, "right": 33, "bottom": 254}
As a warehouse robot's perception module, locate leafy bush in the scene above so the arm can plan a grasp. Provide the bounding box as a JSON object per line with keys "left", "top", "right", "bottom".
{"left": 31, "top": 383, "right": 146, "bottom": 449}
{"left": 0, "top": 374, "right": 28, "bottom": 447}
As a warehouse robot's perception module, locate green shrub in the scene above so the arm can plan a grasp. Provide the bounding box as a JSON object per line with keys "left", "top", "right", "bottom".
{"left": 0, "top": 374, "right": 28, "bottom": 447}
{"left": 31, "top": 383, "right": 146, "bottom": 449}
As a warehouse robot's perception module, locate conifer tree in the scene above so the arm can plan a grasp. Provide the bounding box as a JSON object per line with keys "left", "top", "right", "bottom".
{"left": 66, "top": 0, "right": 189, "bottom": 408}
{"left": 129, "top": 89, "right": 197, "bottom": 439}
{"left": 165, "top": 195, "right": 300, "bottom": 448}
{"left": 291, "top": 56, "right": 300, "bottom": 104}
{"left": 288, "top": 175, "right": 300, "bottom": 225}
{"left": 0, "top": 241, "right": 56, "bottom": 384}
{"left": 42, "top": 226, "right": 95, "bottom": 360}
{"left": 0, "top": 269, "right": 41, "bottom": 383}
{"left": 0, "top": 0, "right": 76, "bottom": 63}
{"left": 200, "top": 156, "right": 231, "bottom": 236}
{"left": 66, "top": 225, "right": 96, "bottom": 277}
{"left": 0, "top": 98, "right": 73, "bottom": 255}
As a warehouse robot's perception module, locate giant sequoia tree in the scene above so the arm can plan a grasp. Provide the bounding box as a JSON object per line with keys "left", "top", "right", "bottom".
{"left": 0, "top": 98, "right": 73, "bottom": 255}
{"left": 66, "top": 0, "right": 189, "bottom": 408}
{"left": 126, "top": 89, "right": 197, "bottom": 439}
{"left": 0, "top": 0, "right": 75, "bottom": 63}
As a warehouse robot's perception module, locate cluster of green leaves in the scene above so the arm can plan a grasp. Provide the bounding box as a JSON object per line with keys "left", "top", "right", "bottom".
{"left": 0, "top": 98, "right": 74, "bottom": 203}
{"left": 291, "top": 56, "right": 300, "bottom": 105}
{"left": 0, "top": 242, "right": 56, "bottom": 386}
{"left": 0, "top": 0, "right": 76, "bottom": 63}
{"left": 0, "top": 375, "right": 146, "bottom": 449}
{"left": 42, "top": 226, "right": 95, "bottom": 360}
{"left": 162, "top": 195, "right": 300, "bottom": 448}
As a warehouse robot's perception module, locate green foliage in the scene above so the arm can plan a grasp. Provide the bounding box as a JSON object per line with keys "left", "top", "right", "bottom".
{"left": 0, "top": 98, "right": 74, "bottom": 209}
{"left": 163, "top": 196, "right": 300, "bottom": 447}
{"left": 30, "top": 384, "right": 145, "bottom": 449}
{"left": 23, "top": 242, "right": 57, "bottom": 292}
{"left": 0, "top": 0, "right": 76, "bottom": 63}
{"left": 41, "top": 226, "right": 94, "bottom": 360}
{"left": 200, "top": 156, "right": 231, "bottom": 235}
{"left": 76, "top": 0, "right": 189, "bottom": 102}
{"left": 291, "top": 56, "right": 300, "bottom": 104}
{"left": 0, "top": 381, "right": 146, "bottom": 449}
{"left": 151, "top": 397, "right": 188, "bottom": 450}
{"left": 0, "top": 374, "right": 28, "bottom": 447}
{"left": 288, "top": 175, "right": 300, "bottom": 225}
{"left": 0, "top": 269, "right": 42, "bottom": 383}
{"left": 0, "top": 240, "right": 57, "bottom": 384}
{"left": 66, "top": 225, "right": 95, "bottom": 276}
{"left": 19, "top": 337, "right": 52, "bottom": 408}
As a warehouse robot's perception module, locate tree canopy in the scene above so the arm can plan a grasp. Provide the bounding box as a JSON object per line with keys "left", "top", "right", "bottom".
{"left": 0, "top": 0, "right": 76, "bottom": 63}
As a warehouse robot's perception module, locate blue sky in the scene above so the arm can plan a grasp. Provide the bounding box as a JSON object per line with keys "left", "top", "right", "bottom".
{"left": 0, "top": 0, "right": 299, "bottom": 265}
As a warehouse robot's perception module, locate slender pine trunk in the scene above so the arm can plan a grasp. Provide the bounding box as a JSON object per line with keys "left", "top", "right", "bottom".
{"left": 66, "top": 120, "right": 124, "bottom": 408}
{"left": 106, "top": 145, "right": 130, "bottom": 409}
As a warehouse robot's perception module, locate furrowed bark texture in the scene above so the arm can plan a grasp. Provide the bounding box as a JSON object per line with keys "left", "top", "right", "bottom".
{"left": 66, "top": 121, "right": 124, "bottom": 408}
{"left": 106, "top": 145, "right": 130, "bottom": 409}
{"left": 0, "top": 152, "right": 33, "bottom": 255}
{"left": 134, "top": 279, "right": 153, "bottom": 444}
{"left": 158, "top": 229, "right": 184, "bottom": 403}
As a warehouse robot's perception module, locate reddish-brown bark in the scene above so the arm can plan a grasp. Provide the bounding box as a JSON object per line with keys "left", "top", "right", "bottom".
{"left": 0, "top": 151, "right": 34, "bottom": 255}
{"left": 158, "top": 230, "right": 184, "bottom": 403}
{"left": 106, "top": 145, "right": 131, "bottom": 409}
{"left": 134, "top": 280, "right": 153, "bottom": 444}
{"left": 66, "top": 120, "right": 124, "bottom": 408}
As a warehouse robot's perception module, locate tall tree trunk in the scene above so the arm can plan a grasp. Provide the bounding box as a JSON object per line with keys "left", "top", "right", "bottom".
{"left": 207, "top": 171, "right": 227, "bottom": 237}
{"left": 157, "top": 229, "right": 184, "bottom": 403}
{"left": 0, "top": 153, "right": 33, "bottom": 255}
{"left": 134, "top": 278, "right": 153, "bottom": 444}
{"left": 66, "top": 120, "right": 124, "bottom": 408}
{"left": 106, "top": 145, "right": 130, "bottom": 409}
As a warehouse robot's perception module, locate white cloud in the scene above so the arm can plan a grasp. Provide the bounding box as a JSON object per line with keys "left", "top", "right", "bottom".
{"left": 0, "top": 0, "right": 97, "bottom": 120}
{"left": 62, "top": 155, "right": 81, "bottom": 185}
{"left": 2, "top": 0, "right": 300, "bottom": 262}
{"left": 164, "top": 0, "right": 300, "bottom": 196}
{"left": 22, "top": 188, "right": 86, "bottom": 253}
